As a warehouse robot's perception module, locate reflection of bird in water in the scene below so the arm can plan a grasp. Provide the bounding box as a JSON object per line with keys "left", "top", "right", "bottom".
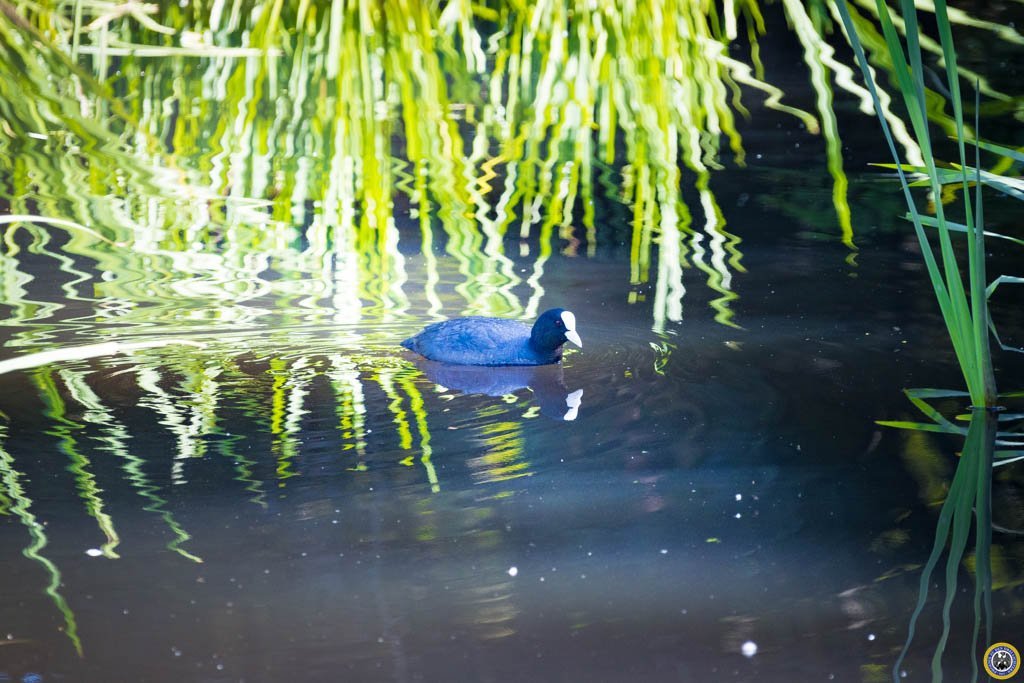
{"left": 412, "top": 358, "right": 583, "bottom": 421}
{"left": 401, "top": 308, "right": 582, "bottom": 366}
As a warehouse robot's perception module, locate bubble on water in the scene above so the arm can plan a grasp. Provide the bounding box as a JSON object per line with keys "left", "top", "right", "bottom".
{"left": 507, "top": 566, "right": 518, "bottom": 577}
{"left": 741, "top": 641, "right": 757, "bottom": 657}
{"left": 85, "top": 548, "right": 103, "bottom": 557}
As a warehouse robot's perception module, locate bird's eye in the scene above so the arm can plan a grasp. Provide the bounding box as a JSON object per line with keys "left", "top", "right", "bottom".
{"left": 555, "top": 320, "right": 563, "bottom": 327}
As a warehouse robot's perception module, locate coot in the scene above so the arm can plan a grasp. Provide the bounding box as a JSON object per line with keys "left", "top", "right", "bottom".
{"left": 401, "top": 308, "right": 582, "bottom": 366}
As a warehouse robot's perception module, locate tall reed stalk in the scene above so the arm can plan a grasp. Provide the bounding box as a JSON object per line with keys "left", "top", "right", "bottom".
{"left": 836, "top": 0, "right": 998, "bottom": 408}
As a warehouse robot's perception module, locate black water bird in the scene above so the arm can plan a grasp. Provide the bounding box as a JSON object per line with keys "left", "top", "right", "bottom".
{"left": 401, "top": 308, "right": 582, "bottom": 366}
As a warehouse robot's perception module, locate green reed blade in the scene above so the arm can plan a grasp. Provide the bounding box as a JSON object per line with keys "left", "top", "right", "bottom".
{"left": 876, "top": 420, "right": 965, "bottom": 435}
{"left": 962, "top": 138, "right": 1024, "bottom": 163}
{"left": 908, "top": 214, "right": 1024, "bottom": 248}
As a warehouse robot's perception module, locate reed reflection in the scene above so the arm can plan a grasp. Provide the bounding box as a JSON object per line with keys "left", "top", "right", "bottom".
{"left": 8, "top": 1, "right": 1016, "bottom": 353}
{"left": 0, "top": 341, "right": 568, "bottom": 655}
{"left": 883, "top": 391, "right": 1024, "bottom": 681}
{"left": 0, "top": 421, "right": 82, "bottom": 656}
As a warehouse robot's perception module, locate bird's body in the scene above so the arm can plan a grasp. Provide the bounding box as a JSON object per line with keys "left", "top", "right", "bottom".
{"left": 401, "top": 308, "right": 582, "bottom": 366}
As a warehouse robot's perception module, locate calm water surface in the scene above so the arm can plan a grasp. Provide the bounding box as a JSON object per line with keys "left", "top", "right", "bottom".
{"left": 3, "top": 180, "right": 1022, "bottom": 682}
{"left": 2, "top": 4, "right": 1024, "bottom": 682}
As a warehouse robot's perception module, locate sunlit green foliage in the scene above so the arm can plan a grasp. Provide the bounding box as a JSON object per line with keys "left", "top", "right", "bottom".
{"left": 838, "top": 2, "right": 1022, "bottom": 676}
{"left": 836, "top": 0, "right": 1023, "bottom": 408}
{"left": 0, "top": 1, "right": 1022, "bottom": 659}
{"left": 2, "top": 0, "right": 1018, "bottom": 341}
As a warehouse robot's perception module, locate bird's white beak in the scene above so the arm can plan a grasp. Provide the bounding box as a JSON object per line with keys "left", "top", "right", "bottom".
{"left": 561, "top": 311, "right": 582, "bottom": 348}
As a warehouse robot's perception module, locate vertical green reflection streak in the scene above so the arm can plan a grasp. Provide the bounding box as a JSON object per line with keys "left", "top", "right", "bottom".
{"left": 691, "top": 173, "right": 743, "bottom": 330}
{"left": 33, "top": 368, "right": 121, "bottom": 559}
{"left": 415, "top": 160, "right": 444, "bottom": 318}
{"left": 58, "top": 367, "right": 202, "bottom": 563}
{"left": 833, "top": 2, "right": 926, "bottom": 167}
{"left": 268, "top": 356, "right": 313, "bottom": 485}
{"left": 1, "top": 223, "right": 64, "bottom": 329}
{"left": 136, "top": 365, "right": 202, "bottom": 485}
{"left": 784, "top": 0, "right": 855, "bottom": 254}
{"left": 378, "top": 370, "right": 414, "bottom": 452}
{"left": 217, "top": 431, "right": 268, "bottom": 508}
{"left": 207, "top": 359, "right": 271, "bottom": 505}
{"left": 892, "top": 410, "right": 997, "bottom": 682}
{"left": 398, "top": 376, "right": 440, "bottom": 494}
{"left": 0, "top": 423, "right": 83, "bottom": 656}
{"left": 328, "top": 355, "right": 368, "bottom": 471}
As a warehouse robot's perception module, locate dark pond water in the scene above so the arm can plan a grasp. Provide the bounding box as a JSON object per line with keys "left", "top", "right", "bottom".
{"left": 1, "top": 4, "right": 1024, "bottom": 683}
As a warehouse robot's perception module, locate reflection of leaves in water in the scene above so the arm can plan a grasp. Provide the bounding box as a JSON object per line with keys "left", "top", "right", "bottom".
{"left": 880, "top": 389, "right": 1024, "bottom": 679}
{"left": 59, "top": 366, "right": 203, "bottom": 563}
{"left": 0, "top": 0, "right": 979, "bottom": 346}
{"left": 2, "top": 3, "right": 1017, "bottom": 352}
{"left": 0, "top": 422, "right": 83, "bottom": 656}
{"left": 0, "top": 343, "right": 549, "bottom": 613}
{"left": 892, "top": 408, "right": 997, "bottom": 682}
{"left": 34, "top": 368, "right": 121, "bottom": 558}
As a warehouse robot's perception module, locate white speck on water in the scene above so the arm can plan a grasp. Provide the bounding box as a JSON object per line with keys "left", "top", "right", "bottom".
{"left": 85, "top": 548, "right": 103, "bottom": 557}
{"left": 741, "top": 641, "right": 757, "bottom": 657}
{"left": 735, "top": 513, "right": 742, "bottom": 519}
{"left": 868, "top": 633, "right": 876, "bottom": 641}
{"left": 660, "top": 549, "right": 668, "bottom": 555}
{"left": 171, "top": 647, "right": 182, "bottom": 657}
{"left": 507, "top": 566, "right": 518, "bottom": 577}
{"left": 735, "top": 494, "right": 742, "bottom": 501}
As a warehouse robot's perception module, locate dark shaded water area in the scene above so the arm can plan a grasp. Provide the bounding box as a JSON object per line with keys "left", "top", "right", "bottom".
{"left": 2, "top": 5, "right": 1024, "bottom": 683}
{"left": 3, "top": 175, "right": 1023, "bottom": 682}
